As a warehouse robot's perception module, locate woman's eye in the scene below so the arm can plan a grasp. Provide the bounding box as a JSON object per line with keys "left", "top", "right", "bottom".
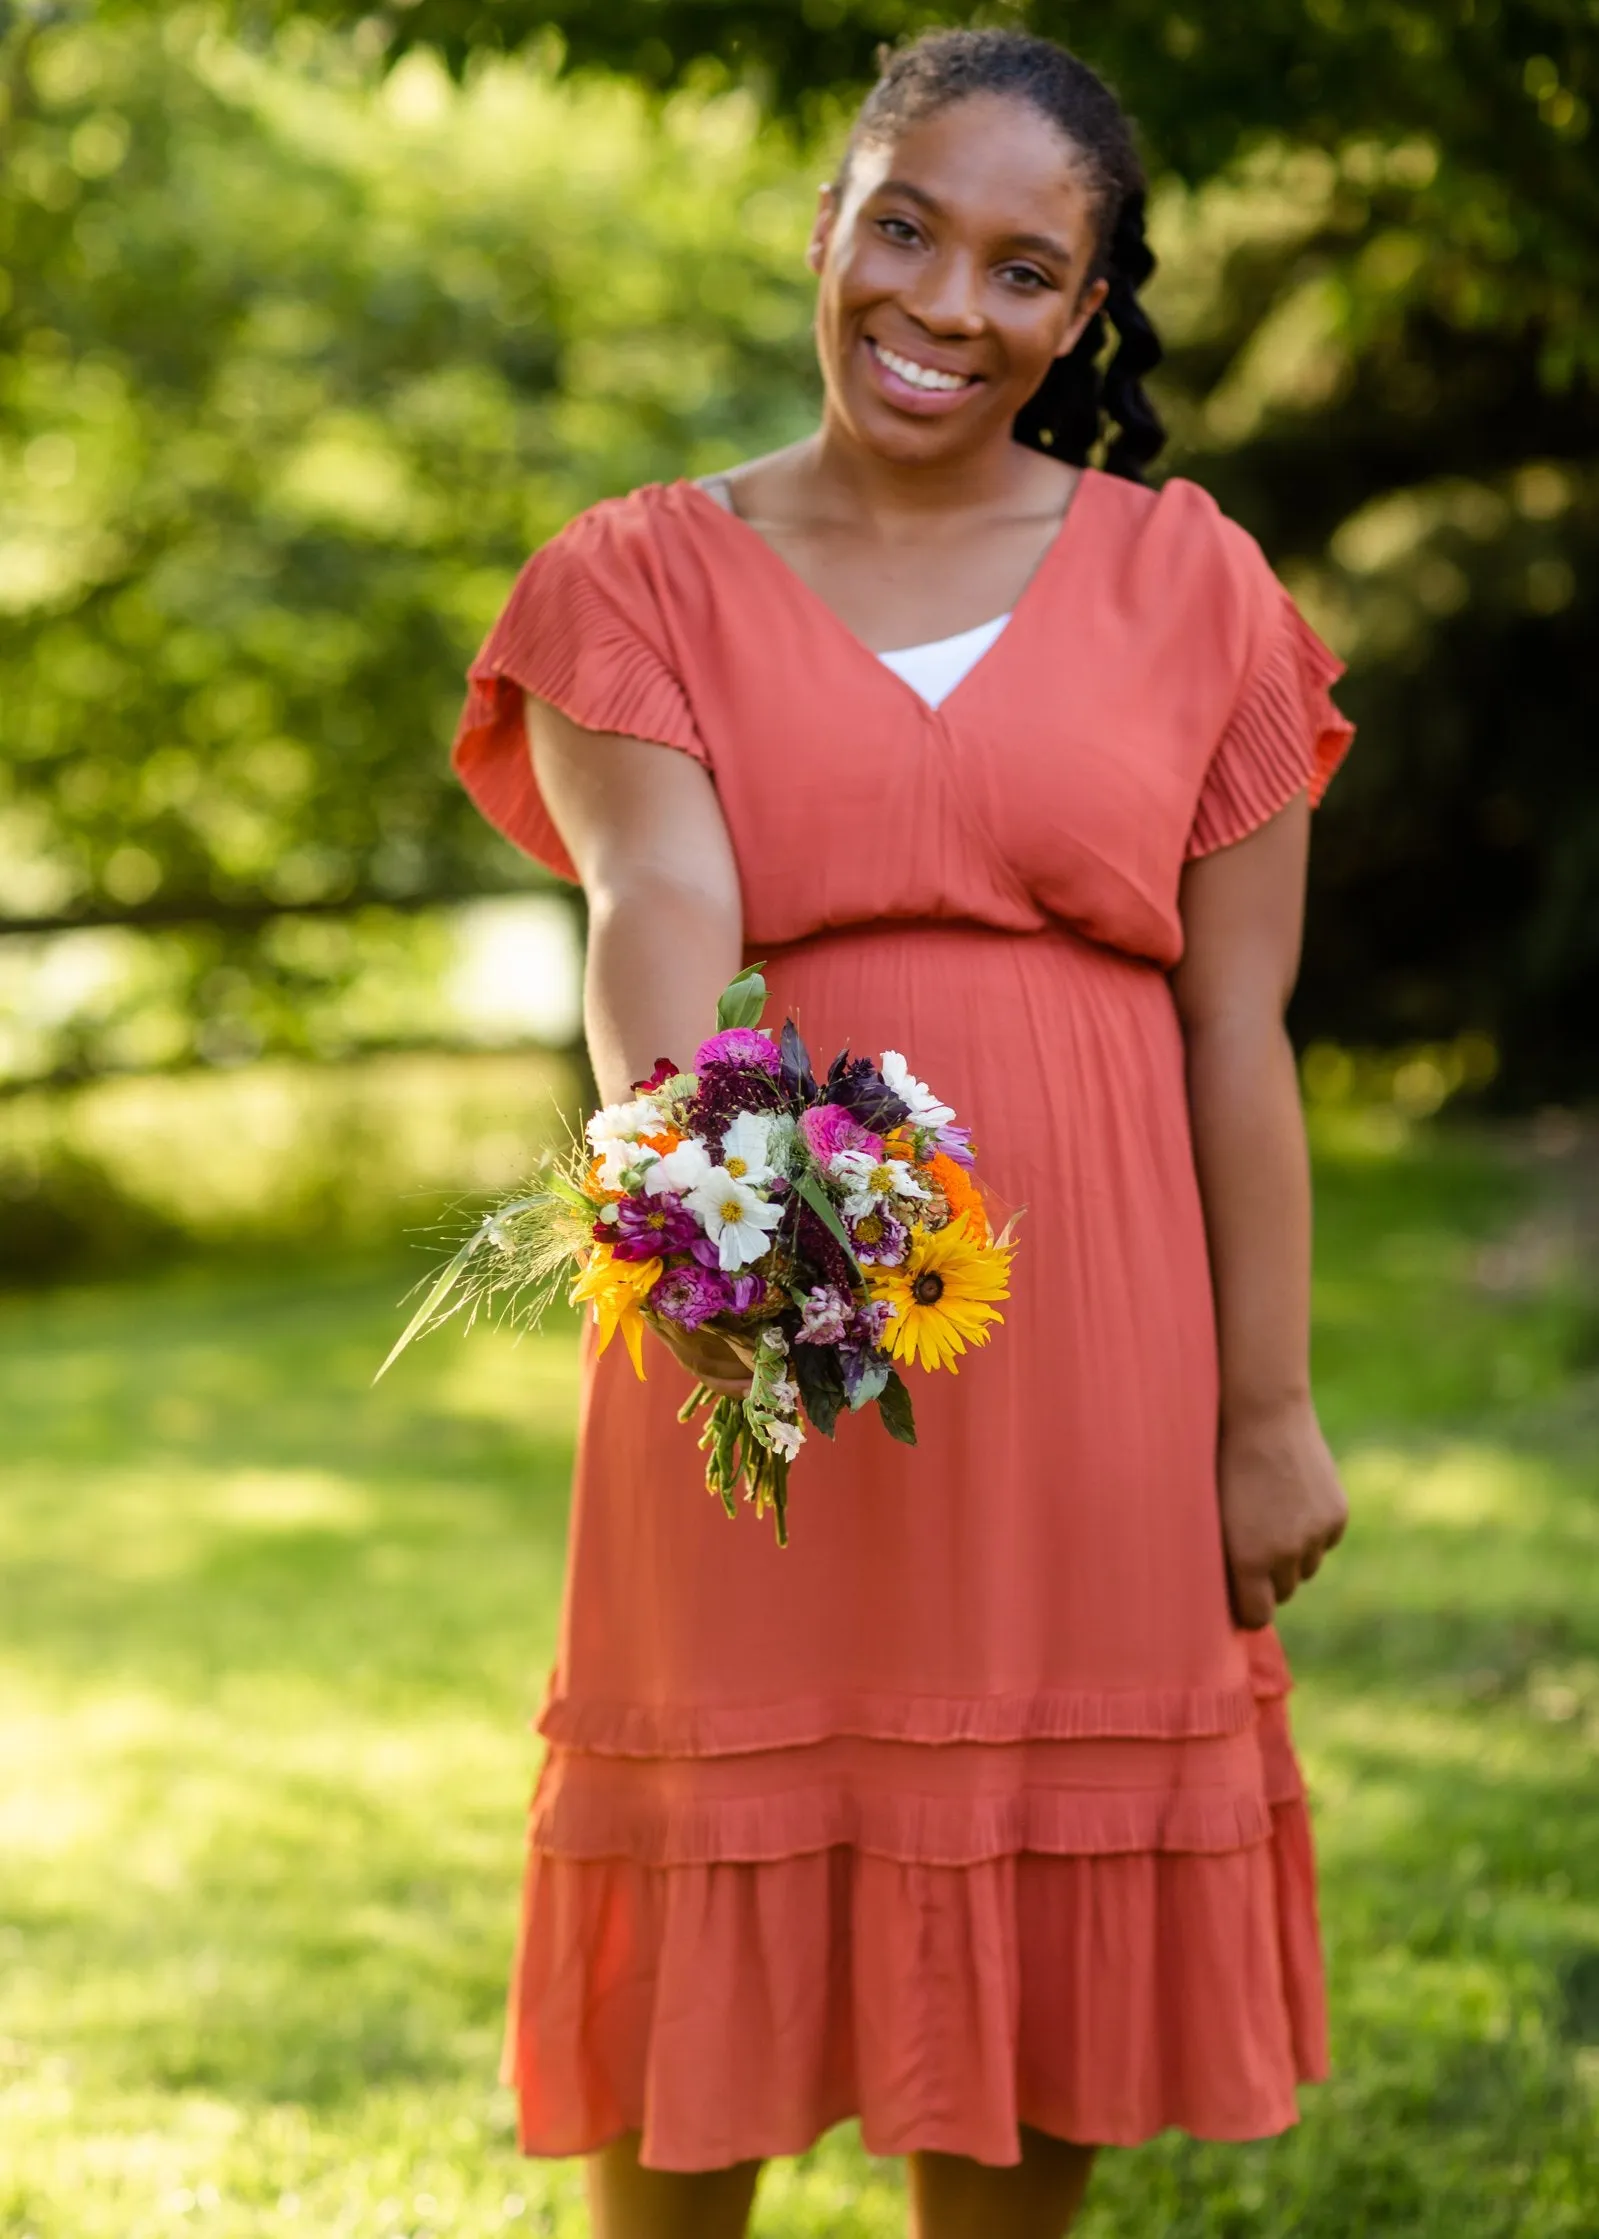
{"left": 999, "top": 264, "right": 1049, "bottom": 291}
{"left": 877, "top": 217, "right": 921, "bottom": 245}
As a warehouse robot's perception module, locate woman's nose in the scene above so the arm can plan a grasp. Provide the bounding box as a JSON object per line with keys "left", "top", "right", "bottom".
{"left": 902, "top": 249, "right": 985, "bottom": 338}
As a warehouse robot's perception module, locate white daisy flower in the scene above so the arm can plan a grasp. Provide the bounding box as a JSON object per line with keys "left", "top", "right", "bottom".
{"left": 585, "top": 1097, "right": 665, "bottom": 1153}
{"left": 719, "top": 1110, "right": 780, "bottom": 1187}
{"left": 643, "top": 1137, "right": 714, "bottom": 1197}
{"left": 830, "top": 1147, "right": 931, "bottom": 1221}
{"left": 880, "top": 1051, "right": 956, "bottom": 1131}
{"left": 686, "top": 1168, "right": 785, "bottom": 1269}
{"left": 594, "top": 1138, "right": 659, "bottom": 1192}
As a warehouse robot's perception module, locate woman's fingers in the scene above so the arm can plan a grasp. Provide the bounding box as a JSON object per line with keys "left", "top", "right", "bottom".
{"left": 1270, "top": 1556, "right": 1302, "bottom": 1607}
{"left": 1229, "top": 1563, "right": 1276, "bottom": 1631}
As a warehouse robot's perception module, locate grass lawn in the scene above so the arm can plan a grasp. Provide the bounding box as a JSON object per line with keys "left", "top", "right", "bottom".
{"left": 2, "top": 1115, "right": 1597, "bottom": 2237}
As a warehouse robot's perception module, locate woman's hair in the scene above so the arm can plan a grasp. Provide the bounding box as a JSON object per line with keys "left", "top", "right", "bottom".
{"left": 838, "top": 27, "right": 1165, "bottom": 481}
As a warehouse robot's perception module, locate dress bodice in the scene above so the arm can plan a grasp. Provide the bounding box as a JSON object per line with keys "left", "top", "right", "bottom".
{"left": 454, "top": 471, "right": 1350, "bottom": 972}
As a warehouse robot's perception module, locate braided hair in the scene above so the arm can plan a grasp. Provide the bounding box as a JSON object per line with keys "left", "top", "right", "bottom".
{"left": 838, "top": 28, "right": 1166, "bottom": 481}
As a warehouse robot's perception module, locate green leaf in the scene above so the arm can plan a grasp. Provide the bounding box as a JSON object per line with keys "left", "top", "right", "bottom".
{"left": 715, "top": 965, "right": 768, "bottom": 1032}
{"left": 877, "top": 1368, "right": 918, "bottom": 1447}
{"left": 792, "top": 1167, "right": 861, "bottom": 1275}
{"left": 791, "top": 1342, "right": 845, "bottom": 1437}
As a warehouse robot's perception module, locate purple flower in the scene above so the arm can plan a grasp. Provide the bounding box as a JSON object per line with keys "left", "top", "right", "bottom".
{"left": 934, "top": 1122, "right": 976, "bottom": 1169}
{"left": 648, "top": 1262, "right": 735, "bottom": 1330}
{"left": 849, "top": 1299, "right": 893, "bottom": 1347}
{"left": 796, "top": 1284, "right": 854, "bottom": 1345}
{"left": 726, "top": 1271, "right": 768, "bottom": 1313}
{"left": 798, "top": 1103, "right": 882, "bottom": 1166}
{"left": 839, "top": 1343, "right": 893, "bottom": 1407}
{"left": 848, "top": 1209, "right": 908, "bottom": 1265}
{"left": 611, "top": 1193, "right": 700, "bottom": 1261}
{"left": 694, "top": 1028, "right": 782, "bottom": 1076}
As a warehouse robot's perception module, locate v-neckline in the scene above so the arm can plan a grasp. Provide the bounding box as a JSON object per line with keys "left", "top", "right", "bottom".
{"left": 676, "top": 468, "right": 1100, "bottom": 725}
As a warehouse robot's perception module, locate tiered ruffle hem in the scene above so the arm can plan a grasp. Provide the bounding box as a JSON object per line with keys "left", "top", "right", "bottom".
{"left": 504, "top": 1637, "right": 1327, "bottom": 2171}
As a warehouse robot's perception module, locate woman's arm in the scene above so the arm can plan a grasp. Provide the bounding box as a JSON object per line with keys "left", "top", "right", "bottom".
{"left": 526, "top": 695, "right": 751, "bottom": 1391}
{"left": 525, "top": 696, "right": 744, "bottom": 1106}
{"left": 1171, "top": 796, "right": 1348, "bottom": 1630}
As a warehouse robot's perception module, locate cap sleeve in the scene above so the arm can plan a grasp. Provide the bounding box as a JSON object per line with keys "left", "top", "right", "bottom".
{"left": 451, "top": 496, "right": 708, "bottom": 884}
{"left": 1185, "top": 543, "right": 1355, "bottom": 862}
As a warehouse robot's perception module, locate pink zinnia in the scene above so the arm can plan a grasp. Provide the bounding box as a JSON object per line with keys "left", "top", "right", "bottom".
{"left": 649, "top": 1262, "right": 734, "bottom": 1330}
{"left": 798, "top": 1103, "right": 883, "bottom": 1165}
{"left": 694, "top": 1027, "right": 782, "bottom": 1075}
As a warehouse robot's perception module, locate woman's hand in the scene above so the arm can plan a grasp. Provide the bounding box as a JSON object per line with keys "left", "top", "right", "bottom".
{"left": 653, "top": 1323, "right": 755, "bottom": 1397}
{"left": 1219, "top": 1397, "right": 1348, "bottom": 1630}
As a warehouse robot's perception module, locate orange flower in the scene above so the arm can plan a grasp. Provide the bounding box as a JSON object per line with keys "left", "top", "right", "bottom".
{"left": 927, "top": 1151, "right": 988, "bottom": 1239}
{"left": 640, "top": 1127, "right": 683, "bottom": 1157}
{"left": 586, "top": 1157, "right": 624, "bottom": 1205}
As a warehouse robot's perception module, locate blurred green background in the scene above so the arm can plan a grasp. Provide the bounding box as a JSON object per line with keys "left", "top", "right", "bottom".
{"left": 2, "top": 4, "right": 1597, "bottom": 2234}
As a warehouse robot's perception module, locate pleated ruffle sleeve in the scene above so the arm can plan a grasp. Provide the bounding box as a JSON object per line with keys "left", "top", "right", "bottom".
{"left": 1186, "top": 539, "right": 1354, "bottom": 861}
{"left": 452, "top": 495, "right": 708, "bottom": 884}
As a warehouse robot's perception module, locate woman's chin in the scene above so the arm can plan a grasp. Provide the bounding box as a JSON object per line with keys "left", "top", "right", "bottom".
{"left": 836, "top": 385, "right": 999, "bottom": 466}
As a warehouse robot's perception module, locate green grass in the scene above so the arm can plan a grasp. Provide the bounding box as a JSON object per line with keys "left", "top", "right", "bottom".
{"left": 2, "top": 1118, "right": 1597, "bottom": 2237}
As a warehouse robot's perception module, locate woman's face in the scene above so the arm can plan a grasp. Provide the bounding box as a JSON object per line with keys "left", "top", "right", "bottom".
{"left": 808, "top": 91, "right": 1110, "bottom": 469}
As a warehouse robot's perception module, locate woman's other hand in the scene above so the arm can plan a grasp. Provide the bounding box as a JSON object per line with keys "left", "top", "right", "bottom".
{"left": 1219, "top": 1397, "right": 1348, "bottom": 1630}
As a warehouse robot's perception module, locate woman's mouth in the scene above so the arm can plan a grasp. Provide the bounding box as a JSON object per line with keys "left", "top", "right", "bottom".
{"left": 864, "top": 336, "right": 982, "bottom": 415}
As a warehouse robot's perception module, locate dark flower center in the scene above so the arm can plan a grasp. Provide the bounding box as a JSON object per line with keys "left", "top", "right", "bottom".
{"left": 912, "top": 1272, "right": 945, "bottom": 1306}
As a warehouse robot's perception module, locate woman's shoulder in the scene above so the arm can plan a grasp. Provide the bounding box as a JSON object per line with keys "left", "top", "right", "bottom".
{"left": 533, "top": 479, "right": 695, "bottom": 563}
{"left": 1090, "top": 469, "right": 1282, "bottom": 623}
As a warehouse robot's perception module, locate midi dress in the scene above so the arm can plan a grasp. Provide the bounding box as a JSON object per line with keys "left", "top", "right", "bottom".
{"left": 453, "top": 466, "right": 1354, "bottom": 2171}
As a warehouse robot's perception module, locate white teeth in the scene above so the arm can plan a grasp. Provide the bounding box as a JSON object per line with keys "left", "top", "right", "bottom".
{"left": 873, "top": 342, "right": 970, "bottom": 393}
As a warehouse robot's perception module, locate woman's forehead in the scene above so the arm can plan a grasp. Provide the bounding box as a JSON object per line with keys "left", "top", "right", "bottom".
{"left": 847, "top": 97, "right": 1099, "bottom": 233}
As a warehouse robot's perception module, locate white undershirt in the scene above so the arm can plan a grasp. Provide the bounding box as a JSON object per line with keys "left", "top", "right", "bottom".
{"left": 877, "top": 613, "right": 1011, "bottom": 708}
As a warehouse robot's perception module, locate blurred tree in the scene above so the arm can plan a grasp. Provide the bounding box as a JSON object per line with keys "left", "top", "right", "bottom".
{"left": 0, "top": 9, "right": 818, "bottom": 1077}
{"left": 4, "top": 3, "right": 1598, "bottom": 1094}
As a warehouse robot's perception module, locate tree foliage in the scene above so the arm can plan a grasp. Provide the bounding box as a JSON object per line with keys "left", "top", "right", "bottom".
{"left": 4, "top": 2, "right": 1598, "bottom": 1094}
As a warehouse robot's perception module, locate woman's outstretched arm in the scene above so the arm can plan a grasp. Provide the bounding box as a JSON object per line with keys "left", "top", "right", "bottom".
{"left": 524, "top": 696, "right": 744, "bottom": 1106}
{"left": 526, "top": 696, "right": 751, "bottom": 1392}
{"left": 1171, "top": 796, "right": 1348, "bottom": 1630}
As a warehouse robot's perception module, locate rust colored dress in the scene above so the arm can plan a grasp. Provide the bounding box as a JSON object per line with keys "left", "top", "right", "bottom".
{"left": 453, "top": 468, "right": 1353, "bottom": 2171}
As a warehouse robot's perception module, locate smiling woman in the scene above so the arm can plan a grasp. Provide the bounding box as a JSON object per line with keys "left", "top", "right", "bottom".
{"left": 449, "top": 25, "right": 1354, "bottom": 2239}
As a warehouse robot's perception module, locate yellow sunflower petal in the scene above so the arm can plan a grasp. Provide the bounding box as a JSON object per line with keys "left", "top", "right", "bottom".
{"left": 571, "top": 1247, "right": 661, "bottom": 1380}
{"left": 867, "top": 1213, "right": 1012, "bottom": 1376}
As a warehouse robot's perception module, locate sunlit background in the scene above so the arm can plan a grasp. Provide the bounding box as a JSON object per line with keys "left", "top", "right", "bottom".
{"left": 2, "top": 4, "right": 1596, "bottom": 2235}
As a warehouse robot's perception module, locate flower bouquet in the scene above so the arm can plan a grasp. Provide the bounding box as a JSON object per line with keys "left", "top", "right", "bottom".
{"left": 377, "top": 967, "right": 1016, "bottom": 1543}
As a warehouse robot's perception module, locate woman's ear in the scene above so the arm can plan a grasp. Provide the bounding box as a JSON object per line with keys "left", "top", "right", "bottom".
{"left": 1055, "top": 274, "right": 1109, "bottom": 359}
{"left": 805, "top": 182, "right": 838, "bottom": 276}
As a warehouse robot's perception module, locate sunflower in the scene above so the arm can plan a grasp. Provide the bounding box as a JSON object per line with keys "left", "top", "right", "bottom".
{"left": 570, "top": 1245, "right": 663, "bottom": 1378}
{"left": 866, "top": 1213, "right": 1011, "bottom": 1373}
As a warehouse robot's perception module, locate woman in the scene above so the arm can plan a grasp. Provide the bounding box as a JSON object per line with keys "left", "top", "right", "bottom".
{"left": 454, "top": 28, "right": 1351, "bottom": 2239}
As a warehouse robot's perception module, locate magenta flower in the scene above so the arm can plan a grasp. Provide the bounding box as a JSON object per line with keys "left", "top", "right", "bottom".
{"left": 612, "top": 1194, "right": 700, "bottom": 1261}
{"left": 798, "top": 1103, "right": 883, "bottom": 1165}
{"left": 649, "top": 1262, "right": 735, "bottom": 1330}
{"left": 630, "top": 1057, "right": 680, "bottom": 1093}
{"left": 694, "top": 1027, "right": 782, "bottom": 1076}
{"left": 726, "top": 1271, "right": 768, "bottom": 1313}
